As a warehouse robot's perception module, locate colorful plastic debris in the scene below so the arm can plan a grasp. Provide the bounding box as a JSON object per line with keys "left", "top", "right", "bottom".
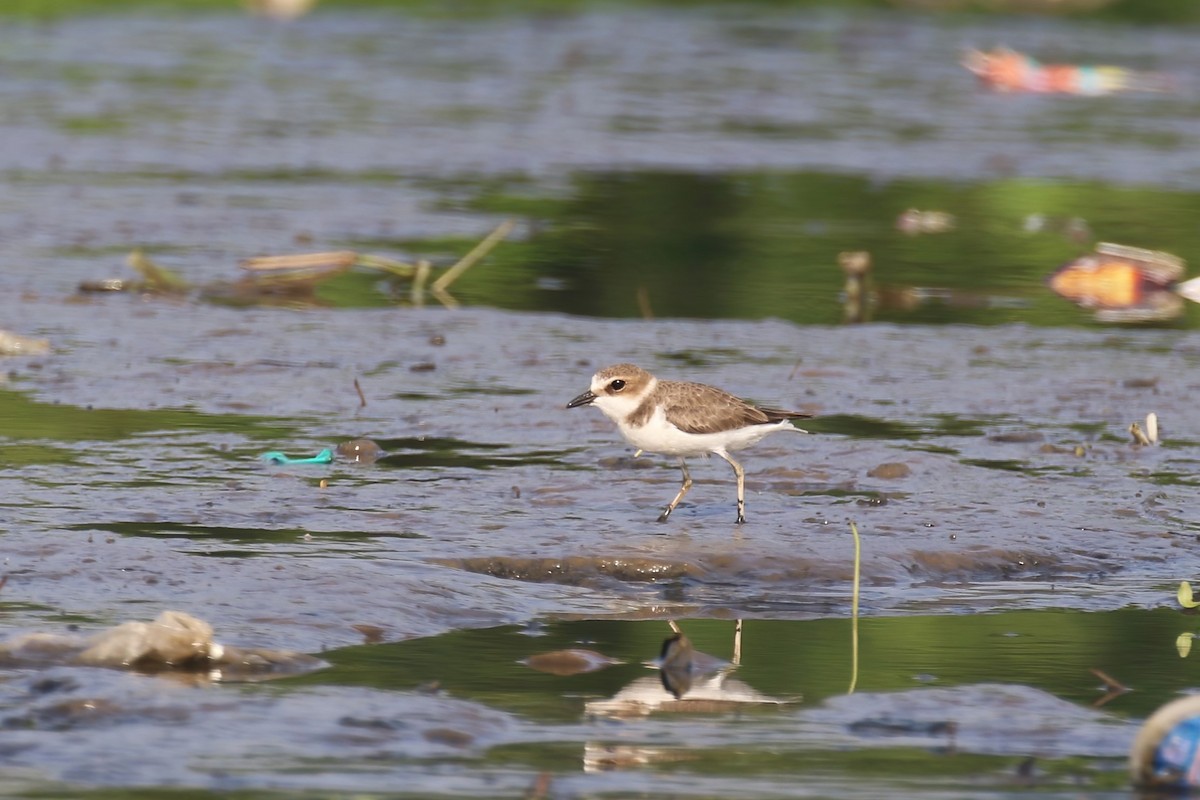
{"left": 1132, "top": 695, "right": 1200, "bottom": 790}
{"left": 962, "top": 47, "right": 1174, "bottom": 95}
{"left": 1048, "top": 242, "right": 1186, "bottom": 323}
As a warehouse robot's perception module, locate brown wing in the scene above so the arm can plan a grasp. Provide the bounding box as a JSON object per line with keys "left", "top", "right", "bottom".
{"left": 655, "top": 381, "right": 809, "bottom": 434}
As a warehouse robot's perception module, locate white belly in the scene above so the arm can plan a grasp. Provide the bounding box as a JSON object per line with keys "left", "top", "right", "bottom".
{"left": 615, "top": 406, "right": 793, "bottom": 457}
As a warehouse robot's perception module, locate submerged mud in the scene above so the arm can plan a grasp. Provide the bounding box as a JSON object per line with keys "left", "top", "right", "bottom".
{"left": 4, "top": 300, "right": 1198, "bottom": 644}
{"left": 4, "top": 265, "right": 1199, "bottom": 797}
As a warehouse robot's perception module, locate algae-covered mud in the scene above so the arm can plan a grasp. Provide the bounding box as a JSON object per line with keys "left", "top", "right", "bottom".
{"left": 2, "top": 3, "right": 1200, "bottom": 797}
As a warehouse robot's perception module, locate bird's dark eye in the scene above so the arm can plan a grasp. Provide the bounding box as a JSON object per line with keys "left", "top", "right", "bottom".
{"left": 610, "top": 379, "right": 626, "bottom": 392}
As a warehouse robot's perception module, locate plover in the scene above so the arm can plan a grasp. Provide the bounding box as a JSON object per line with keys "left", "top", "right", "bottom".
{"left": 567, "top": 363, "right": 811, "bottom": 523}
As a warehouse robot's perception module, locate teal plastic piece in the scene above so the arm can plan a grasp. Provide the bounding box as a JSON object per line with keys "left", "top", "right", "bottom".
{"left": 260, "top": 448, "right": 334, "bottom": 465}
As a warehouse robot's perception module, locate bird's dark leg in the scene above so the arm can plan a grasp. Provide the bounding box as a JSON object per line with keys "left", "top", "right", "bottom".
{"left": 716, "top": 451, "right": 746, "bottom": 524}
{"left": 658, "top": 459, "right": 692, "bottom": 522}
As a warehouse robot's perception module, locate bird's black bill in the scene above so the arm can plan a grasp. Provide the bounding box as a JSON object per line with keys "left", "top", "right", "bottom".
{"left": 566, "top": 390, "right": 596, "bottom": 409}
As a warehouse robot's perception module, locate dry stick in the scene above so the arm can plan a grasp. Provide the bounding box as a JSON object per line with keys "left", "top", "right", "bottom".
{"left": 240, "top": 251, "right": 358, "bottom": 271}
{"left": 1091, "top": 666, "right": 1130, "bottom": 708}
{"left": 636, "top": 285, "right": 654, "bottom": 320}
{"left": 431, "top": 219, "right": 516, "bottom": 293}
{"left": 355, "top": 253, "right": 416, "bottom": 278}
{"left": 430, "top": 284, "right": 460, "bottom": 310}
{"left": 354, "top": 378, "right": 367, "bottom": 408}
{"left": 412, "top": 259, "right": 432, "bottom": 307}
{"left": 848, "top": 520, "right": 862, "bottom": 694}
{"left": 733, "top": 618, "right": 743, "bottom": 666}
{"left": 128, "top": 249, "right": 189, "bottom": 291}
{"left": 1090, "top": 667, "right": 1128, "bottom": 693}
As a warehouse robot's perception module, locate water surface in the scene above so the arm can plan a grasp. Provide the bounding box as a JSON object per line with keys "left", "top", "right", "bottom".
{"left": 2, "top": 4, "right": 1200, "bottom": 797}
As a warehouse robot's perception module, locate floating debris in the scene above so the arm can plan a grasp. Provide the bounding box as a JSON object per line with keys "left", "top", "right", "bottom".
{"left": 521, "top": 648, "right": 622, "bottom": 676}
{"left": 838, "top": 251, "right": 873, "bottom": 324}
{"left": 585, "top": 627, "right": 795, "bottom": 717}
{"left": 1131, "top": 695, "right": 1200, "bottom": 789}
{"left": 78, "top": 250, "right": 190, "bottom": 296}
{"left": 1176, "top": 633, "right": 1194, "bottom": 658}
{"left": 78, "top": 220, "right": 515, "bottom": 309}
{"left": 1089, "top": 666, "right": 1130, "bottom": 708}
{"left": 352, "top": 624, "right": 387, "bottom": 644}
{"left": 244, "top": 0, "right": 318, "bottom": 19}
{"left": 0, "top": 610, "right": 325, "bottom": 681}
{"left": 260, "top": 449, "right": 334, "bottom": 465}
{"left": 335, "top": 438, "right": 385, "bottom": 464}
{"left": 837, "top": 250, "right": 1024, "bottom": 323}
{"left": 1129, "top": 413, "right": 1159, "bottom": 447}
{"left": 867, "top": 462, "right": 912, "bottom": 479}
{"left": 1023, "top": 214, "right": 1092, "bottom": 244}
{"left": 962, "top": 47, "right": 1174, "bottom": 95}
{"left": 1048, "top": 242, "right": 1187, "bottom": 323}
{"left": 0, "top": 329, "right": 50, "bottom": 356}
{"left": 895, "top": 208, "right": 956, "bottom": 235}
{"left": 1178, "top": 580, "right": 1199, "bottom": 610}
{"left": 236, "top": 250, "right": 358, "bottom": 295}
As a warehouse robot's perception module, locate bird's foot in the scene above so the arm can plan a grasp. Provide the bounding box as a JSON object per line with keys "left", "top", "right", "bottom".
{"left": 657, "top": 508, "right": 673, "bottom": 523}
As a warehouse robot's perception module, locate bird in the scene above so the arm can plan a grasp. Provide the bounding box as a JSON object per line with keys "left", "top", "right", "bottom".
{"left": 566, "top": 363, "right": 811, "bottom": 523}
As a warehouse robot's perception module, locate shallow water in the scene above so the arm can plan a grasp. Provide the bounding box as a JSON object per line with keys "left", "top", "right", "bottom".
{"left": 2, "top": 4, "right": 1200, "bottom": 797}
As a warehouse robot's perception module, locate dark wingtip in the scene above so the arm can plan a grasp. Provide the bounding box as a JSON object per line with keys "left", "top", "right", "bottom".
{"left": 759, "top": 406, "right": 814, "bottom": 424}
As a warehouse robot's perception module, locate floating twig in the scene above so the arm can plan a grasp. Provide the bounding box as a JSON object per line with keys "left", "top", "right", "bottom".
{"left": 431, "top": 219, "right": 516, "bottom": 293}
{"left": 1090, "top": 667, "right": 1130, "bottom": 708}
{"left": 1091, "top": 667, "right": 1128, "bottom": 693}
{"left": 412, "top": 259, "right": 432, "bottom": 307}
{"left": 240, "top": 251, "right": 357, "bottom": 272}
{"left": 127, "top": 249, "right": 190, "bottom": 292}
{"left": 355, "top": 253, "right": 417, "bottom": 279}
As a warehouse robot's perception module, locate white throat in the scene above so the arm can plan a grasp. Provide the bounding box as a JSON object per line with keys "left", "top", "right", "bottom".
{"left": 590, "top": 374, "right": 656, "bottom": 426}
